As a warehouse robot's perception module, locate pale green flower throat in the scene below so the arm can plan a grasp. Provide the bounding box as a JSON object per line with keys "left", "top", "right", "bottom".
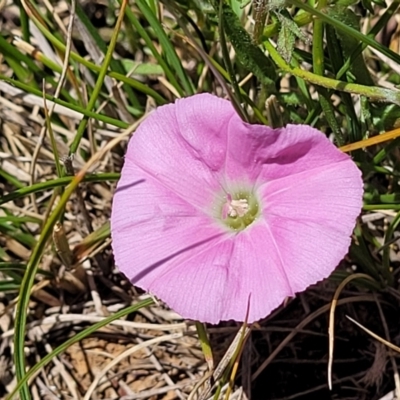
{"left": 221, "top": 191, "right": 259, "bottom": 231}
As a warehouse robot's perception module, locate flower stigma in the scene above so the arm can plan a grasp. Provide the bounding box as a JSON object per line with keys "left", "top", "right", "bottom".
{"left": 220, "top": 191, "right": 259, "bottom": 231}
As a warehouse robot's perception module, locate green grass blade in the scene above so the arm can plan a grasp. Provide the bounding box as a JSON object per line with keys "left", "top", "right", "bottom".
{"left": 0, "top": 263, "right": 52, "bottom": 279}
{"left": 15, "top": 0, "right": 30, "bottom": 41}
{"left": 373, "top": 137, "right": 400, "bottom": 164}
{"left": 122, "top": 2, "right": 185, "bottom": 96}
{"left": 74, "top": 1, "right": 141, "bottom": 109}
{"left": 0, "top": 35, "right": 41, "bottom": 76}
{"left": 325, "top": 24, "right": 360, "bottom": 142}
{"left": 70, "top": 0, "right": 129, "bottom": 154}
{"left": 0, "top": 225, "right": 36, "bottom": 248}
{"left": 0, "top": 216, "right": 41, "bottom": 225}
{"left": 0, "top": 173, "right": 119, "bottom": 206}
{"left": 0, "top": 167, "right": 25, "bottom": 189}
{"left": 135, "top": 0, "right": 194, "bottom": 95}
{"left": 0, "top": 282, "right": 21, "bottom": 292}
{"left": 0, "top": 75, "right": 130, "bottom": 128}
{"left": 15, "top": 16, "right": 166, "bottom": 103}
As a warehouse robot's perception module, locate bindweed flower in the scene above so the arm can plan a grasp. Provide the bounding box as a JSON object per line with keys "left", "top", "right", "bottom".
{"left": 111, "top": 93, "right": 363, "bottom": 324}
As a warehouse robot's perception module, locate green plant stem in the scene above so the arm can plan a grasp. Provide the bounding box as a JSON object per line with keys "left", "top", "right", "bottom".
{"left": 263, "top": 40, "right": 400, "bottom": 105}
{"left": 196, "top": 322, "right": 213, "bottom": 370}
{"left": 12, "top": 113, "right": 142, "bottom": 397}
{"left": 312, "top": 0, "right": 342, "bottom": 143}
{"left": 363, "top": 204, "right": 400, "bottom": 210}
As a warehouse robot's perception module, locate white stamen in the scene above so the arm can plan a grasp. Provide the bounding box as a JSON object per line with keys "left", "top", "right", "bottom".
{"left": 228, "top": 198, "right": 249, "bottom": 218}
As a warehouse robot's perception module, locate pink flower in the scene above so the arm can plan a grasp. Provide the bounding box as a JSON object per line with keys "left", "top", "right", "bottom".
{"left": 111, "top": 93, "right": 363, "bottom": 324}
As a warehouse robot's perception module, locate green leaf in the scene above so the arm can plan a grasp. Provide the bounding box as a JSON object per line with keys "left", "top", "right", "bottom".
{"left": 214, "top": 2, "right": 276, "bottom": 91}
{"left": 277, "top": 14, "right": 296, "bottom": 63}
{"left": 120, "top": 60, "right": 165, "bottom": 75}
{"left": 266, "top": 0, "right": 286, "bottom": 11}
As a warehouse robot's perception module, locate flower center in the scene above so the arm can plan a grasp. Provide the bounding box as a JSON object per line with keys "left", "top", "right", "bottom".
{"left": 221, "top": 191, "right": 259, "bottom": 231}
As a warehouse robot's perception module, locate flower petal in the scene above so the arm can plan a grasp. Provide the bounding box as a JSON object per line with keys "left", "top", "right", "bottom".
{"left": 258, "top": 158, "right": 362, "bottom": 292}
{"left": 111, "top": 162, "right": 226, "bottom": 294}
{"left": 124, "top": 93, "right": 235, "bottom": 209}
{"left": 225, "top": 123, "right": 350, "bottom": 185}
{"left": 144, "top": 222, "right": 296, "bottom": 323}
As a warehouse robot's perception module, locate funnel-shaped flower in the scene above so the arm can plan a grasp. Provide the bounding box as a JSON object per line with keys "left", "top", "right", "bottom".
{"left": 111, "top": 93, "right": 363, "bottom": 324}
